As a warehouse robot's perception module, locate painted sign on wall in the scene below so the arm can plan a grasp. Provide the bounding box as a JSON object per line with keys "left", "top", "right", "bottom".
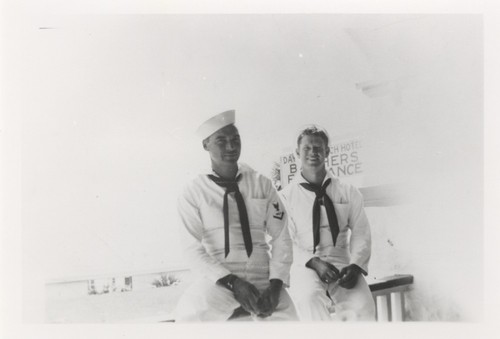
{"left": 279, "top": 137, "right": 364, "bottom": 187}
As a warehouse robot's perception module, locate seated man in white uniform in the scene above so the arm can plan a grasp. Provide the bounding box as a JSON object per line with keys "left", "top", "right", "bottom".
{"left": 280, "top": 125, "right": 375, "bottom": 321}
{"left": 175, "top": 110, "right": 298, "bottom": 321}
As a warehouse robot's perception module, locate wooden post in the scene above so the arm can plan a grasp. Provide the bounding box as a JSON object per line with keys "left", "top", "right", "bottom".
{"left": 390, "top": 292, "right": 405, "bottom": 321}
{"left": 376, "top": 295, "right": 390, "bottom": 322}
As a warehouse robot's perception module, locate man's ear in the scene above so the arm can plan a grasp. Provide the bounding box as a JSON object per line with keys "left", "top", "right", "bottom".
{"left": 325, "top": 145, "right": 330, "bottom": 158}
{"left": 202, "top": 138, "right": 209, "bottom": 151}
{"left": 295, "top": 148, "right": 299, "bottom": 157}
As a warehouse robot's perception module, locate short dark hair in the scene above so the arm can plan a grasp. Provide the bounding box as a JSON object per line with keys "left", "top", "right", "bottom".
{"left": 296, "top": 125, "right": 330, "bottom": 147}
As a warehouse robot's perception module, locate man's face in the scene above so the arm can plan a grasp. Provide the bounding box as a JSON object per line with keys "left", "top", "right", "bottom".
{"left": 296, "top": 135, "right": 330, "bottom": 169}
{"left": 203, "top": 124, "right": 241, "bottom": 166}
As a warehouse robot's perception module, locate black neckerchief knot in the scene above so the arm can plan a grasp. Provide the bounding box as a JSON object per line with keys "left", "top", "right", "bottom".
{"left": 207, "top": 174, "right": 252, "bottom": 258}
{"left": 300, "top": 178, "right": 340, "bottom": 253}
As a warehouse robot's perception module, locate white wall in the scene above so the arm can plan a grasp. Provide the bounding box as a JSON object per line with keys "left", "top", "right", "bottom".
{"left": 353, "top": 15, "right": 483, "bottom": 321}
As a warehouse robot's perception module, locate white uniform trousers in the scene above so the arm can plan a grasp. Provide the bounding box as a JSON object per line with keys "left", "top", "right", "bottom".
{"left": 175, "top": 262, "right": 298, "bottom": 322}
{"left": 289, "top": 263, "right": 376, "bottom": 321}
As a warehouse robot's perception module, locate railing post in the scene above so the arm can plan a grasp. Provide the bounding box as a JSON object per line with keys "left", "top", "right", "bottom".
{"left": 376, "top": 295, "right": 390, "bottom": 322}
{"left": 390, "top": 292, "right": 404, "bottom": 321}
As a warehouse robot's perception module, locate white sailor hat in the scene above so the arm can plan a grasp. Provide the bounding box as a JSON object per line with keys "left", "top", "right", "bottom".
{"left": 196, "top": 109, "right": 236, "bottom": 139}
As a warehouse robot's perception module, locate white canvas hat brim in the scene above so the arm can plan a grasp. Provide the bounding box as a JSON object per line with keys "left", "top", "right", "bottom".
{"left": 196, "top": 110, "right": 236, "bottom": 139}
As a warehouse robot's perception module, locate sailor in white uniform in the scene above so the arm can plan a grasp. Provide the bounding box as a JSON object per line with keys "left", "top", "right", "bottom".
{"left": 175, "top": 110, "right": 298, "bottom": 321}
{"left": 280, "top": 125, "right": 376, "bottom": 321}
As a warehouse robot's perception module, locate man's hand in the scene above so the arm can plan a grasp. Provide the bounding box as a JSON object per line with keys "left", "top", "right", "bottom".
{"left": 306, "top": 257, "right": 340, "bottom": 284}
{"left": 338, "top": 264, "right": 362, "bottom": 289}
{"left": 256, "top": 279, "right": 282, "bottom": 318}
{"left": 232, "top": 277, "right": 261, "bottom": 314}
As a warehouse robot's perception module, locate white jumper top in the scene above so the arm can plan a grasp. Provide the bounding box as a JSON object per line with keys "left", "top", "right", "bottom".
{"left": 178, "top": 163, "right": 293, "bottom": 286}
{"left": 280, "top": 171, "right": 371, "bottom": 274}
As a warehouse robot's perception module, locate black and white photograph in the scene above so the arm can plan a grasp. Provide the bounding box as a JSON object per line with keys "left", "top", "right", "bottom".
{"left": 1, "top": 1, "right": 499, "bottom": 338}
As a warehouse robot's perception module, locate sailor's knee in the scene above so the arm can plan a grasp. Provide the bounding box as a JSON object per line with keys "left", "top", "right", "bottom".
{"left": 174, "top": 293, "right": 198, "bottom": 321}
{"left": 361, "top": 297, "right": 376, "bottom": 320}
{"left": 335, "top": 295, "right": 376, "bottom": 321}
{"left": 292, "top": 288, "right": 329, "bottom": 308}
{"left": 356, "top": 290, "right": 376, "bottom": 316}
